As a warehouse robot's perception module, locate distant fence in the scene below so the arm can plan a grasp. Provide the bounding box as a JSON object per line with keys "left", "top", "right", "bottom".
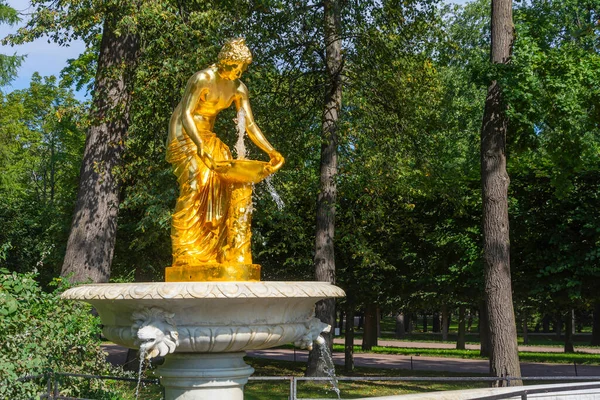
{"left": 17, "top": 371, "right": 600, "bottom": 400}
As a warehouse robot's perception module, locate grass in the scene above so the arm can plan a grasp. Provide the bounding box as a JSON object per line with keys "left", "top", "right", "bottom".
{"left": 53, "top": 351, "right": 599, "bottom": 399}
{"left": 245, "top": 357, "right": 489, "bottom": 399}
{"left": 331, "top": 344, "right": 600, "bottom": 365}
{"left": 78, "top": 357, "right": 492, "bottom": 399}
{"left": 376, "top": 316, "right": 598, "bottom": 348}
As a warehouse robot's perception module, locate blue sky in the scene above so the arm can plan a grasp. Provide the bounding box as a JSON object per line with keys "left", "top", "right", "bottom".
{"left": 0, "top": 0, "right": 86, "bottom": 95}
{"left": 1, "top": 0, "right": 470, "bottom": 99}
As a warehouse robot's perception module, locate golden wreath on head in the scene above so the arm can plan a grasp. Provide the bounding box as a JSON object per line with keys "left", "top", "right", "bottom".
{"left": 217, "top": 38, "right": 253, "bottom": 67}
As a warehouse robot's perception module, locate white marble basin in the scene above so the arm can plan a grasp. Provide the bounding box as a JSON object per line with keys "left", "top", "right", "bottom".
{"left": 62, "top": 281, "right": 344, "bottom": 400}
{"left": 62, "top": 281, "right": 344, "bottom": 353}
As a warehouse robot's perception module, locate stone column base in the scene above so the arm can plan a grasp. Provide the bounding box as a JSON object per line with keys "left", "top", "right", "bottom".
{"left": 157, "top": 352, "right": 255, "bottom": 400}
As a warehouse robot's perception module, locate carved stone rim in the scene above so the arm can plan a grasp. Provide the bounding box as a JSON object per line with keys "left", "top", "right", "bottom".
{"left": 61, "top": 281, "right": 345, "bottom": 301}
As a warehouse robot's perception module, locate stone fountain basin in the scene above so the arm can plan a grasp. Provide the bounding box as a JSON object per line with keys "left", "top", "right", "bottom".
{"left": 62, "top": 281, "right": 345, "bottom": 353}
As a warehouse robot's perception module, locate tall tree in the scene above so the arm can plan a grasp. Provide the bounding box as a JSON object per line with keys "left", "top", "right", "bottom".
{"left": 61, "top": 12, "right": 139, "bottom": 282}
{"left": 6, "top": 1, "right": 141, "bottom": 282}
{"left": 306, "top": 0, "right": 343, "bottom": 376}
{"left": 0, "top": 74, "right": 85, "bottom": 282}
{"left": 480, "top": 0, "right": 522, "bottom": 385}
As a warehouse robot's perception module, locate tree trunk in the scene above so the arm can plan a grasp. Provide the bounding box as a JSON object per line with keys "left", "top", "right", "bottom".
{"left": 555, "top": 314, "right": 562, "bottom": 338}
{"left": 433, "top": 312, "right": 441, "bottom": 333}
{"left": 422, "top": 313, "right": 428, "bottom": 333}
{"left": 542, "top": 314, "right": 550, "bottom": 333}
{"left": 481, "top": 0, "right": 521, "bottom": 386}
{"left": 306, "top": 0, "right": 342, "bottom": 377}
{"left": 564, "top": 311, "right": 575, "bottom": 353}
{"left": 362, "top": 303, "right": 378, "bottom": 351}
{"left": 522, "top": 311, "right": 529, "bottom": 345}
{"left": 61, "top": 15, "right": 139, "bottom": 283}
{"left": 591, "top": 303, "right": 600, "bottom": 346}
{"left": 395, "top": 312, "right": 405, "bottom": 339}
{"left": 467, "top": 309, "right": 474, "bottom": 333}
{"left": 338, "top": 309, "right": 344, "bottom": 335}
{"left": 479, "top": 301, "right": 491, "bottom": 358}
{"left": 457, "top": 305, "right": 466, "bottom": 350}
{"left": 344, "top": 299, "right": 354, "bottom": 372}
{"left": 442, "top": 305, "right": 449, "bottom": 341}
{"left": 376, "top": 306, "right": 381, "bottom": 337}
{"left": 405, "top": 312, "right": 414, "bottom": 334}
{"left": 123, "top": 349, "right": 140, "bottom": 372}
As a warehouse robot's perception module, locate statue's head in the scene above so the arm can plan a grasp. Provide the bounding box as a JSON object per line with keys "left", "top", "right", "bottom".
{"left": 217, "top": 38, "right": 253, "bottom": 80}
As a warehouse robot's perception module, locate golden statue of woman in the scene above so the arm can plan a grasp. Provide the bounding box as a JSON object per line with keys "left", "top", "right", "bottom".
{"left": 165, "top": 38, "right": 284, "bottom": 282}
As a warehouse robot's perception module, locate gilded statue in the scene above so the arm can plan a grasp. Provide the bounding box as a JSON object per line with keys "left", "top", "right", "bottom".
{"left": 165, "top": 38, "right": 284, "bottom": 282}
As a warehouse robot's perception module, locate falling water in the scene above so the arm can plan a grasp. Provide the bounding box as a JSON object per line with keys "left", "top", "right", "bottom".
{"left": 234, "top": 108, "right": 247, "bottom": 160}
{"left": 135, "top": 347, "right": 147, "bottom": 399}
{"left": 317, "top": 338, "right": 341, "bottom": 399}
{"left": 264, "top": 176, "right": 285, "bottom": 210}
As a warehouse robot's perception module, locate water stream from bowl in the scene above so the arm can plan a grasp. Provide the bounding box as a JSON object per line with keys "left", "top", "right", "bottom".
{"left": 135, "top": 348, "right": 147, "bottom": 399}
{"left": 234, "top": 108, "right": 247, "bottom": 160}
{"left": 264, "top": 176, "right": 285, "bottom": 210}
{"left": 317, "top": 337, "right": 341, "bottom": 399}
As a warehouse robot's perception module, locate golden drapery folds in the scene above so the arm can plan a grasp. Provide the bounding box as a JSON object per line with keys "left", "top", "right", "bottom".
{"left": 165, "top": 39, "right": 284, "bottom": 282}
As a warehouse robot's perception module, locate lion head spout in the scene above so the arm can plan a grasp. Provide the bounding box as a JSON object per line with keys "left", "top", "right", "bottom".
{"left": 132, "top": 307, "right": 179, "bottom": 359}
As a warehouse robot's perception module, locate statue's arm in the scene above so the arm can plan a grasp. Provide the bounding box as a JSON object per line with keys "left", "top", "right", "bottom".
{"left": 236, "top": 83, "right": 284, "bottom": 170}
{"left": 181, "top": 72, "right": 215, "bottom": 169}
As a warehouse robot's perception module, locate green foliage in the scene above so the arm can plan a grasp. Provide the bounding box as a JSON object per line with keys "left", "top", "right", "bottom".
{"left": 1, "top": 0, "right": 599, "bottom": 329}
{"left": 0, "top": 269, "right": 119, "bottom": 398}
{"left": 0, "top": 1, "right": 24, "bottom": 86}
{"left": 0, "top": 74, "right": 86, "bottom": 283}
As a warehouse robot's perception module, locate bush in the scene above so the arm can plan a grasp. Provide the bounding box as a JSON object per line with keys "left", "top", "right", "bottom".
{"left": 0, "top": 269, "right": 125, "bottom": 399}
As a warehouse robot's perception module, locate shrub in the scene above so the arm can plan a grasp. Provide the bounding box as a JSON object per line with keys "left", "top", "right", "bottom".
{"left": 0, "top": 269, "right": 125, "bottom": 398}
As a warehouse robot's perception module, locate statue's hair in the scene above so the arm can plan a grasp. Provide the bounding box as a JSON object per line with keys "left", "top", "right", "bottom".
{"left": 217, "top": 38, "right": 253, "bottom": 66}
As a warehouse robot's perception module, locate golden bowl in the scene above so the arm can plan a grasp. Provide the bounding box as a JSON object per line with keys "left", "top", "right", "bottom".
{"left": 214, "top": 159, "right": 272, "bottom": 184}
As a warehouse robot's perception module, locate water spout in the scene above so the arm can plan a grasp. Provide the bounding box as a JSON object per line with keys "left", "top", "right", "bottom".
{"left": 132, "top": 307, "right": 179, "bottom": 359}
{"left": 317, "top": 337, "right": 341, "bottom": 399}
{"left": 294, "top": 318, "right": 330, "bottom": 351}
{"left": 135, "top": 347, "right": 147, "bottom": 399}
{"left": 234, "top": 108, "right": 247, "bottom": 160}
{"left": 264, "top": 175, "right": 285, "bottom": 210}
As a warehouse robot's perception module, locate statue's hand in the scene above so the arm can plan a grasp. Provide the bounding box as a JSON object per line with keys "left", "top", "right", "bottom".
{"left": 268, "top": 150, "right": 285, "bottom": 172}
{"left": 199, "top": 149, "right": 217, "bottom": 170}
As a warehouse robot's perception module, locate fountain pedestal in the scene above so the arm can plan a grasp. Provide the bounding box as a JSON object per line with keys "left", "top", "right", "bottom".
{"left": 158, "top": 353, "right": 254, "bottom": 400}
{"left": 62, "top": 281, "right": 344, "bottom": 400}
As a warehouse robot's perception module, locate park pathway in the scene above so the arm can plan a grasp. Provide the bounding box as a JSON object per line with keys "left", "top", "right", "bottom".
{"left": 102, "top": 343, "right": 600, "bottom": 377}
{"left": 332, "top": 337, "right": 600, "bottom": 354}
{"left": 247, "top": 348, "right": 600, "bottom": 377}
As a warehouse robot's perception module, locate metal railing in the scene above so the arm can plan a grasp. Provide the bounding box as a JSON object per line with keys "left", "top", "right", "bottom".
{"left": 17, "top": 372, "right": 600, "bottom": 400}
{"left": 282, "top": 376, "right": 600, "bottom": 400}
{"left": 18, "top": 371, "right": 160, "bottom": 400}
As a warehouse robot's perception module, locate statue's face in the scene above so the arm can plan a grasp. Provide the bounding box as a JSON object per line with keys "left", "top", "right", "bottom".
{"left": 219, "top": 62, "right": 248, "bottom": 80}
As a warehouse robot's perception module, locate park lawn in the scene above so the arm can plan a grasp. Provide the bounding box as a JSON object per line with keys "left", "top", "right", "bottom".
{"left": 245, "top": 357, "right": 489, "bottom": 399}
{"left": 106, "top": 358, "right": 489, "bottom": 399}
{"left": 331, "top": 345, "right": 600, "bottom": 365}
{"left": 376, "top": 317, "right": 597, "bottom": 347}
{"left": 341, "top": 332, "right": 597, "bottom": 348}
